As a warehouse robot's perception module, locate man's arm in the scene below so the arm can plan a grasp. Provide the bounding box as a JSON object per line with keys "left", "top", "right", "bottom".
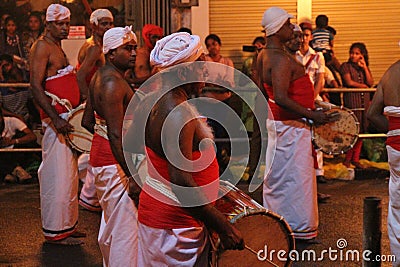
{"left": 76, "top": 45, "right": 102, "bottom": 101}
{"left": 272, "top": 55, "right": 328, "bottom": 124}
{"left": 81, "top": 85, "right": 95, "bottom": 134}
{"left": 314, "top": 72, "right": 325, "bottom": 99}
{"left": 30, "top": 41, "right": 73, "bottom": 134}
{"left": 367, "top": 84, "right": 388, "bottom": 132}
{"left": 164, "top": 111, "right": 243, "bottom": 250}
{"left": 102, "top": 78, "right": 141, "bottom": 205}
{"left": 102, "top": 78, "right": 134, "bottom": 177}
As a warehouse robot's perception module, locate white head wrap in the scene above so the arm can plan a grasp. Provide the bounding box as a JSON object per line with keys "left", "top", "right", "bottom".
{"left": 261, "top": 7, "right": 294, "bottom": 37}
{"left": 46, "top": 4, "right": 70, "bottom": 22}
{"left": 150, "top": 32, "right": 204, "bottom": 70}
{"left": 103, "top": 26, "right": 137, "bottom": 54}
{"left": 293, "top": 23, "right": 302, "bottom": 32}
{"left": 90, "top": 9, "right": 113, "bottom": 25}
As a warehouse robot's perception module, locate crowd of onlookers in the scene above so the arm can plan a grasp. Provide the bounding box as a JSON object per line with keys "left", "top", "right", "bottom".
{"left": 0, "top": 3, "right": 381, "bottom": 185}
{"left": 0, "top": 10, "right": 44, "bottom": 129}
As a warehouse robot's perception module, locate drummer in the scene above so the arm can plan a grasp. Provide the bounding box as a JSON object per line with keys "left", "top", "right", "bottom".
{"left": 134, "top": 32, "right": 244, "bottom": 266}
{"left": 76, "top": 8, "right": 114, "bottom": 213}
{"left": 81, "top": 26, "right": 139, "bottom": 266}
{"left": 29, "top": 4, "right": 84, "bottom": 245}
{"left": 257, "top": 7, "right": 328, "bottom": 241}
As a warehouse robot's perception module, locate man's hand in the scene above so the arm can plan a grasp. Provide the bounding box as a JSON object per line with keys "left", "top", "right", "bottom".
{"left": 52, "top": 116, "right": 74, "bottom": 135}
{"left": 127, "top": 175, "right": 141, "bottom": 207}
{"left": 311, "top": 110, "right": 330, "bottom": 126}
{"left": 218, "top": 221, "right": 245, "bottom": 251}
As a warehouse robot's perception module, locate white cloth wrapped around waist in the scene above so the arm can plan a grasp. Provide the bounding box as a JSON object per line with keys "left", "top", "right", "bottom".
{"left": 46, "top": 65, "right": 75, "bottom": 81}
{"left": 94, "top": 118, "right": 109, "bottom": 140}
{"left": 384, "top": 106, "right": 400, "bottom": 137}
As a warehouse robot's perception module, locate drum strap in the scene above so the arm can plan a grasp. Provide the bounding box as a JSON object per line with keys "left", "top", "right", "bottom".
{"left": 94, "top": 123, "right": 109, "bottom": 140}
{"left": 44, "top": 91, "right": 73, "bottom": 112}
{"left": 145, "top": 176, "right": 181, "bottom": 204}
{"left": 304, "top": 54, "right": 317, "bottom": 70}
{"left": 387, "top": 129, "right": 400, "bottom": 137}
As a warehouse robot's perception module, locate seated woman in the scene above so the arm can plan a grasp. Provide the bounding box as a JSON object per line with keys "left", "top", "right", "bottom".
{"left": 340, "top": 42, "right": 374, "bottom": 168}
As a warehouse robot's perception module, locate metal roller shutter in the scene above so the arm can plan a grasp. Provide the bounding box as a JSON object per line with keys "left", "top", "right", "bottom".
{"left": 209, "top": 0, "right": 297, "bottom": 69}
{"left": 312, "top": 0, "right": 400, "bottom": 81}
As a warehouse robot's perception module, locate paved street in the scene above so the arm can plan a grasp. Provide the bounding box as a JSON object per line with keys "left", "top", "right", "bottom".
{"left": 0, "top": 174, "right": 393, "bottom": 267}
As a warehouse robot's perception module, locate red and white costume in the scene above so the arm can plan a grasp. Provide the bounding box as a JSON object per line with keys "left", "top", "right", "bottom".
{"left": 263, "top": 75, "right": 319, "bottom": 239}
{"left": 296, "top": 47, "right": 326, "bottom": 177}
{"left": 77, "top": 62, "right": 101, "bottom": 212}
{"left": 138, "top": 146, "right": 219, "bottom": 266}
{"left": 88, "top": 114, "right": 138, "bottom": 267}
{"left": 38, "top": 65, "right": 81, "bottom": 241}
{"left": 384, "top": 106, "right": 400, "bottom": 265}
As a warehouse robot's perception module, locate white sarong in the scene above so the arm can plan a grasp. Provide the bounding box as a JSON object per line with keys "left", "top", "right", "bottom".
{"left": 384, "top": 106, "right": 400, "bottom": 266}
{"left": 39, "top": 113, "right": 79, "bottom": 240}
{"left": 91, "top": 164, "right": 138, "bottom": 267}
{"left": 138, "top": 223, "right": 209, "bottom": 267}
{"left": 263, "top": 119, "right": 318, "bottom": 239}
{"left": 386, "top": 146, "right": 400, "bottom": 266}
{"left": 79, "top": 160, "right": 101, "bottom": 212}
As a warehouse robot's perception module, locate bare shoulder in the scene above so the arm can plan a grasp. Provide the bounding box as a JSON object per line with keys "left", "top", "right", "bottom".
{"left": 381, "top": 60, "right": 400, "bottom": 86}
{"left": 86, "top": 42, "right": 102, "bottom": 54}
{"left": 30, "top": 38, "right": 50, "bottom": 56}
{"left": 100, "top": 68, "right": 131, "bottom": 94}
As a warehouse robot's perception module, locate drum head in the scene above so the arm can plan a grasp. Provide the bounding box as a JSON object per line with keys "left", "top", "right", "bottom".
{"left": 312, "top": 107, "right": 359, "bottom": 155}
{"left": 217, "top": 209, "right": 294, "bottom": 267}
{"left": 67, "top": 106, "right": 93, "bottom": 153}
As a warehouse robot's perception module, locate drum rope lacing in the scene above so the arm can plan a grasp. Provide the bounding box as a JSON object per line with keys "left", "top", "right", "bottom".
{"left": 44, "top": 91, "right": 73, "bottom": 111}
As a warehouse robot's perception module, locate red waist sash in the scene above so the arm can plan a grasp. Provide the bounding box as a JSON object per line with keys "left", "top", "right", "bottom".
{"left": 89, "top": 114, "right": 117, "bottom": 167}
{"left": 263, "top": 74, "right": 315, "bottom": 121}
{"left": 387, "top": 116, "right": 400, "bottom": 151}
{"left": 40, "top": 73, "right": 80, "bottom": 119}
{"left": 139, "top": 146, "right": 219, "bottom": 229}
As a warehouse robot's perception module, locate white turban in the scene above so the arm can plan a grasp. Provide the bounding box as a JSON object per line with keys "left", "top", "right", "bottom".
{"left": 90, "top": 9, "right": 113, "bottom": 25}
{"left": 103, "top": 26, "right": 137, "bottom": 54}
{"left": 261, "top": 7, "right": 294, "bottom": 37}
{"left": 46, "top": 4, "right": 70, "bottom": 22}
{"left": 293, "top": 23, "right": 302, "bottom": 32}
{"left": 150, "top": 32, "right": 204, "bottom": 70}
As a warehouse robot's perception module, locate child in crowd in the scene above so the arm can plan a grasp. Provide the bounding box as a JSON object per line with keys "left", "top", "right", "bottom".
{"left": 311, "top": 15, "right": 334, "bottom": 64}
{"left": 340, "top": 42, "right": 374, "bottom": 168}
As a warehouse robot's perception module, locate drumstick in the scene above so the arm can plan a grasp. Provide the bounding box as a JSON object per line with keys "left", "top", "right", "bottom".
{"left": 245, "top": 245, "right": 279, "bottom": 267}
{"left": 316, "top": 131, "right": 358, "bottom": 137}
